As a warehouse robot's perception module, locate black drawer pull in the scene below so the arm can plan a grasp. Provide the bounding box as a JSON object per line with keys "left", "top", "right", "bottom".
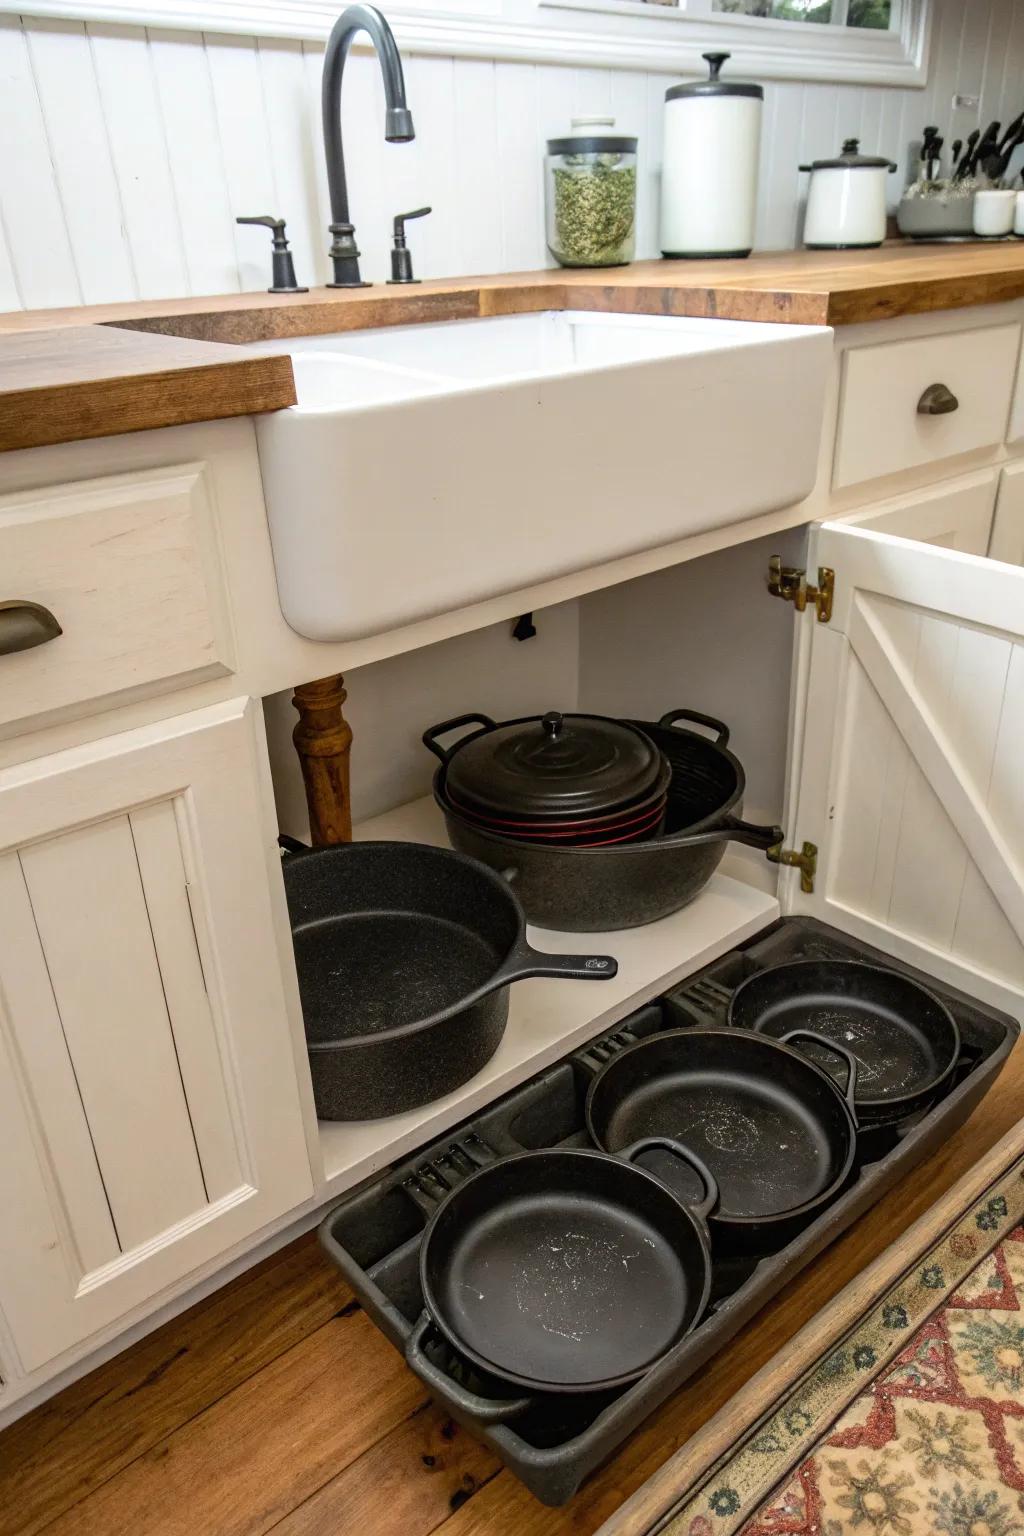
{"left": 0, "top": 600, "right": 62, "bottom": 656}
{"left": 917, "top": 382, "right": 959, "bottom": 416}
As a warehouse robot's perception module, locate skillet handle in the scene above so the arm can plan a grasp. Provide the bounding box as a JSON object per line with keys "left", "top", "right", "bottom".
{"left": 618, "top": 1137, "right": 720, "bottom": 1223}
{"left": 493, "top": 938, "right": 617, "bottom": 986}
{"left": 422, "top": 712, "right": 498, "bottom": 765}
{"left": 719, "top": 814, "right": 785, "bottom": 851}
{"left": 657, "top": 708, "right": 730, "bottom": 747}
{"left": 781, "top": 1028, "right": 860, "bottom": 1117}
{"left": 404, "top": 1314, "right": 534, "bottom": 1424}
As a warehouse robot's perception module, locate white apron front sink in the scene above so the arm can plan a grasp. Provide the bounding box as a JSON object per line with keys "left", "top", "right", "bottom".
{"left": 252, "top": 310, "right": 831, "bottom": 643}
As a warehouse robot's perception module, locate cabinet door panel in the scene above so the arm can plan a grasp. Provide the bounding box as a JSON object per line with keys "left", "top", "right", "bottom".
{"left": 837, "top": 469, "right": 997, "bottom": 556}
{"left": 787, "top": 525, "right": 1024, "bottom": 1015}
{"left": 990, "top": 461, "right": 1024, "bottom": 566}
{"left": 19, "top": 815, "right": 209, "bottom": 1249}
{"left": 0, "top": 699, "right": 312, "bottom": 1373}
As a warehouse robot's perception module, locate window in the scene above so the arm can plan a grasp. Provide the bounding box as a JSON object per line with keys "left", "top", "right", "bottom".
{"left": 712, "top": 0, "right": 895, "bottom": 27}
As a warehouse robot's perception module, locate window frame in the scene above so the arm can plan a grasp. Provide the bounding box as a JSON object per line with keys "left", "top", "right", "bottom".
{"left": 1, "top": 0, "right": 930, "bottom": 85}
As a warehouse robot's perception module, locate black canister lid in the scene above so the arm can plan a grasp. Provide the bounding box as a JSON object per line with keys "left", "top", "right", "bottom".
{"left": 547, "top": 135, "right": 638, "bottom": 155}
{"left": 799, "top": 137, "right": 897, "bottom": 171}
{"left": 665, "top": 52, "right": 763, "bottom": 102}
{"left": 445, "top": 711, "right": 664, "bottom": 819}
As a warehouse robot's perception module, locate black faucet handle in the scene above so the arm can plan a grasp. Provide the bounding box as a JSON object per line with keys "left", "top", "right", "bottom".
{"left": 392, "top": 206, "right": 431, "bottom": 240}
{"left": 388, "top": 207, "right": 431, "bottom": 285}
{"left": 236, "top": 215, "right": 308, "bottom": 295}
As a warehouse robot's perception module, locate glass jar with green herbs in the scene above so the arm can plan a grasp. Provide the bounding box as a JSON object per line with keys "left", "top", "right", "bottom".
{"left": 545, "top": 119, "right": 638, "bottom": 268}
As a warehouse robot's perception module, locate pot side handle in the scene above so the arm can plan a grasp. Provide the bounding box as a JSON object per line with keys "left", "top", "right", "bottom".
{"left": 781, "top": 1028, "right": 860, "bottom": 1118}
{"left": 422, "top": 712, "right": 498, "bottom": 765}
{"left": 618, "top": 1137, "right": 720, "bottom": 1223}
{"left": 278, "top": 833, "right": 311, "bottom": 857}
{"left": 657, "top": 707, "right": 730, "bottom": 747}
{"left": 404, "top": 1313, "right": 534, "bottom": 1424}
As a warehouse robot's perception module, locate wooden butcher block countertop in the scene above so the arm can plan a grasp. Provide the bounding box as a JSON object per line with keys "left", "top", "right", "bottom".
{"left": 3, "top": 244, "right": 1024, "bottom": 453}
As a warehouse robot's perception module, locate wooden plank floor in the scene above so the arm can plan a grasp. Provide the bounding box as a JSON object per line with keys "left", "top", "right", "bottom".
{"left": 3, "top": 1037, "right": 1022, "bottom": 1536}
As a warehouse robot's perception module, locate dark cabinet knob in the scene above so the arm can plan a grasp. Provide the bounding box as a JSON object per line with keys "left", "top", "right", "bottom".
{"left": 917, "top": 382, "right": 959, "bottom": 416}
{"left": 0, "top": 600, "right": 62, "bottom": 656}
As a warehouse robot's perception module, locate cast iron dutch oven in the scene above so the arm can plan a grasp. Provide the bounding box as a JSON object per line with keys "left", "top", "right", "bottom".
{"left": 586, "top": 1026, "right": 860, "bottom": 1254}
{"left": 405, "top": 1138, "right": 718, "bottom": 1416}
{"left": 425, "top": 708, "right": 782, "bottom": 931}
{"left": 281, "top": 837, "right": 617, "bottom": 1121}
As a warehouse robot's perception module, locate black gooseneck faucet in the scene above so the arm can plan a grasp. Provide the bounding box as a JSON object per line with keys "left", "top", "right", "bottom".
{"left": 322, "top": 4, "right": 414, "bottom": 288}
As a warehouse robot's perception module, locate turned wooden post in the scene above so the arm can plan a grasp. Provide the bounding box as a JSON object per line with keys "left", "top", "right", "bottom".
{"left": 291, "top": 674, "right": 353, "bottom": 845}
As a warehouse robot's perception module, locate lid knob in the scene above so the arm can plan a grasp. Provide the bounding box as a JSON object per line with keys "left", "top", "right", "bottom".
{"left": 842, "top": 137, "right": 860, "bottom": 154}
{"left": 541, "top": 711, "right": 564, "bottom": 739}
{"left": 702, "top": 51, "right": 730, "bottom": 81}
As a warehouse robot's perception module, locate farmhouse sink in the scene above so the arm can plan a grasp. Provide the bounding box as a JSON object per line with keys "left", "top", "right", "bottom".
{"left": 252, "top": 311, "right": 831, "bottom": 643}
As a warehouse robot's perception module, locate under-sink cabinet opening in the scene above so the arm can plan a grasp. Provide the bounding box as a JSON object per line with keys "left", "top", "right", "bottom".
{"left": 257, "top": 508, "right": 1024, "bottom": 1202}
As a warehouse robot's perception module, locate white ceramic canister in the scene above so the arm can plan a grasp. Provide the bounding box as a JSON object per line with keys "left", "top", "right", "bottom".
{"left": 800, "top": 139, "right": 897, "bottom": 250}
{"left": 1015, "top": 190, "right": 1024, "bottom": 238}
{"left": 660, "top": 51, "right": 763, "bottom": 259}
{"left": 973, "top": 189, "right": 1017, "bottom": 238}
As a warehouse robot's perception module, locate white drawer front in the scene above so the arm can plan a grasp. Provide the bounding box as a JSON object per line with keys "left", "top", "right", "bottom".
{"left": 834, "top": 323, "right": 1021, "bottom": 491}
{"left": 0, "top": 463, "right": 235, "bottom": 733}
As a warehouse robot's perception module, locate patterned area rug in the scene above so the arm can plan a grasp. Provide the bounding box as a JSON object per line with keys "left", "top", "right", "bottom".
{"left": 661, "top": 1156, "right": 1024, "bottom": 1536}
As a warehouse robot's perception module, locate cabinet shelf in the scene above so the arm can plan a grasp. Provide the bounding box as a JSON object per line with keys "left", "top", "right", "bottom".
{"left": 316, "top": 794, "right": 779, "bottom": 1196}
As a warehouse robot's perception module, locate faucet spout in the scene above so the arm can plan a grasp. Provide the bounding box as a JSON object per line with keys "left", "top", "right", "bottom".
{"left": 322, "top": 4, "right": 415, "bottom": 287}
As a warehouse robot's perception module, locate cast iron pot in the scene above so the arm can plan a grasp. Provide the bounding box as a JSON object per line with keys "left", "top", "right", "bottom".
{"left": 405, "top": 1138, "right": 718, "bottom": 1416}
{"left": 429, "top": 709, "right": 782, "bottom": 932}
{"left": 281, "top": 837, "right": 617, "bottom": 1121}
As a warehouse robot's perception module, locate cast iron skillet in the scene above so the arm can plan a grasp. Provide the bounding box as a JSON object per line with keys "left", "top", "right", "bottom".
{"left": 280, "top": 837, "right": 616, "bottom": 1121}
{"left": 586, "top": 1027, "right": 859, "bottom": 1254}
{"left": 427, "top": 708, "right": 782, "bottom": 932}
{"left": 406, "top": 1139, "right": 718, "bottom": 1412}
{"left": 728, "top": 959, "right": 960, "bottom": 1126}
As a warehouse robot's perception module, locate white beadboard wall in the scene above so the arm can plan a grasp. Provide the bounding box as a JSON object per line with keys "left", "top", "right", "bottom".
{"left": 1, "top": 0, "right": 1023, "bottom": 310}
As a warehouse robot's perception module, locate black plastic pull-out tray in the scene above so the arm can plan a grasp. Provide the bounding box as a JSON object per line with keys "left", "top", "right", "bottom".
{"left": 320, "top": 917, "right": 1019, "bottom": 1506}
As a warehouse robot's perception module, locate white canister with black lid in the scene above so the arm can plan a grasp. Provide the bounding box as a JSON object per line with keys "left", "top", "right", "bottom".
{"left": 660, "top": 51, "right": 763, "bottom": 259}
{"left": 800, "top": 138, "right": 897, "bottom": 249}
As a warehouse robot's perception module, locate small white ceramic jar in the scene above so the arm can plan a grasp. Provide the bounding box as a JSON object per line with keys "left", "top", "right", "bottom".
{"left": 973, "top": 189, "right": 1016, "bottom": 238}
{"left": 1015, "top": 190, "right": 1024, "bottom": 238}
{"left": 800, "top": 139, "right": 897, "bottom": 250}
{"left": 660, "top": 52, "right": 763, "bottom": 259}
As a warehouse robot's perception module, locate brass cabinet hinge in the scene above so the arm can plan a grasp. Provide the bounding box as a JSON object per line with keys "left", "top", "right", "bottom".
{"left": 767, "top": 839, "right": 818, "bottom": 894}
{"left": 767, "top": 556, "right": 834, "bottom": 624}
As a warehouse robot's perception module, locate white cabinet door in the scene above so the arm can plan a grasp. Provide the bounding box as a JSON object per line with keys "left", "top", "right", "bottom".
{"left": 837, "top": 469, "right": 998, "bottom": 557}
{"left": 0, "top": 698, "right": 312, "bottom": 1373}
{"left": 784, "top": 523, "right": 1024, "bottom": 1016}
{"left": 990, "top": 461, "right": 1024, "bottom": 566}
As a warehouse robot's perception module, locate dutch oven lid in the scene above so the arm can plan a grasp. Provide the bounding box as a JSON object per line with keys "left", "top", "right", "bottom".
{"left": 446, "top": 711, "right": 664, "bottom": 819}
{"left": 799, "top": 138, "right": 897, "bottom": 172}
{"left": 665, "top": 52, "right": 763, "bottom": 103}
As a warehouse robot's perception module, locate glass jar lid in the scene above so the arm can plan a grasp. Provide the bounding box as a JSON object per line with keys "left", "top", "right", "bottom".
{"left": 665, "top": 52, "right": 763, "bottom": 102}
{"left": 800, "top": 138, "right": 897, "bottom": 172}
{"left": 547, "top": 115, "right": 637, "bottom": 157}
{"left": 444, "top": 711, "right": 664, "bottom": 819}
